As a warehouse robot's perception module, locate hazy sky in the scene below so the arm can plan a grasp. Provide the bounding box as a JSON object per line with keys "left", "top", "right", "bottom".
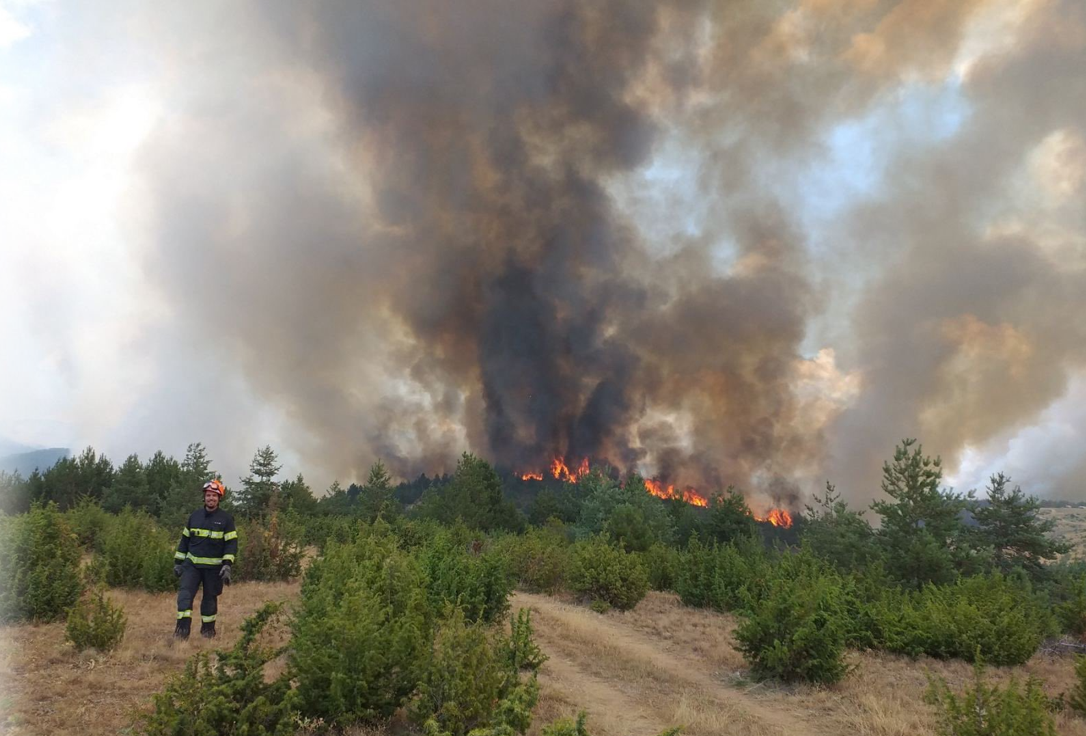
{"left": 1, "top": 0, "right": 1083, "bottom": 503}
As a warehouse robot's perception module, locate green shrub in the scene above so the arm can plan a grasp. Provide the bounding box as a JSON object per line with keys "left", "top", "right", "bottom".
{"left": 871, "top": 574, "right": 1049, "bottom": 665}
{"left": 299, "top": 513, "right": 357, "bottom": 552}
{"left": 574, "top": 473, "right": 674, "bottom": 548}
{"left": 1056, "top": 574, "right": 1086, "bottom": 640}
{"left": 140, "top": 536, "right": 178, "bottom": 592}
{"left": 501, "top": 609, "right": 547, "bottom": 674}
{"left": 290, "top": 534, "right": 432, "bottom": 726}
{"left": 421, "top": 531, "right": 513, "bottom": 624}
{"left": 674, "top": 537, "right": 769, "bottom": 614}
{"left": 486, "top": 676, "right": 540, "bottom": 736}
{"left": 733, "top": 574, "right": 849, "bottom": 684}
{"left": 65, "top": 588, "right": 126, "bottom": 653}
{"left": 411, "top": 607, "right": 507, "bottom": 736}
{"left": 492, "top": 528, "right": 569, "bottom": 594}
{"left": 673, "top": 536, "right": 716, "bottom": 608}
{"left": 925, "top": 662, "right": 1055, "bottom": 736}
{"left": 235, "top": 511, "right": 305, "bottom": 582}
{"left": 0, "top": 503, "right": 83, "bottom": 622}
{"left": 1068, "top": 655, "right": 1086, "bottom": 716}
{"left": 567, "top": 536, "right": 648, "bottom": 612}
{"left": 641, "top": 543, "right": 680, "bottom": 592}
{"left": 394, "top": 517, "right": 449, "bottom": 551}
{"left": 64, "top": 497, "right": 112, "bottom": 551}
{"left": 835, "top": 571, "right": 884, "bottom": 650}
{"left": 91, "top": 509, "right": 176, "bottom": 592}
{"left": 541, "top": 713, "right": 592, "bottom": 736}
{"left": 141, "top": 603, "right": 298, "bottom": 735}
{"left": 539, "top": 713, "right": 679, "bottom": 736}
{"left": 413, "top": 607, "right": 545, "bottom": 736}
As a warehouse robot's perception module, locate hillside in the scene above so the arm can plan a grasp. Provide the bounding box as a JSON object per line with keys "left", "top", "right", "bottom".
{"left": 3, "top": 585, "right": 1085, "bottom": 736}
{"left": 1042, "top": 507, "right": 1086, "bottom": 562}
{"left": 0, "top": 448, "right": 69, "bottom": 476}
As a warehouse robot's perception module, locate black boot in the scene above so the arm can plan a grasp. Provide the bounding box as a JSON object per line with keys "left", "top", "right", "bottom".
{"left": 200, "top": 621, "right": 216, "bottom": 639}
{"left": 174, "top": 618, "right": 191, "bottom": 639}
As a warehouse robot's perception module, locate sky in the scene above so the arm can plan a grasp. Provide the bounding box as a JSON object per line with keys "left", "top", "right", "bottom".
{"left": 1, "top": 0, "right": 1084, "bottom": 504}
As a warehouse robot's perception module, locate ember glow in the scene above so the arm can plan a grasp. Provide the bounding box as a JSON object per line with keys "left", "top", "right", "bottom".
{"left": 520, "top": 472, "right": 544, "bottom": 481}
{"left": 643, "top": 478, "right": 709, "bottom": 508}
{"left": 754, "top": 508, "right": 794, "bottom": 528}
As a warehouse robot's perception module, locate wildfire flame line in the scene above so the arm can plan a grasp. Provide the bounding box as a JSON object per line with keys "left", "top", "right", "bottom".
{"left": 753, "top": 508, "right": 794, "bottom": 528}
{"left": 547, "top": 456, "right": 590, "bottom": 483}
{"left": 644, "top": 478, "right": 708, "bottom": 508}
{"left": 518, "top": 457, "right": 793, "bottom": 527}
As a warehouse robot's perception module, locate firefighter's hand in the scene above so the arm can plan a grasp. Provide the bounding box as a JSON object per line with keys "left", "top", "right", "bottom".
{"left": 219, "top": 564, "right": 231, "bottom": 586}
{"left": 173, "top": 564, "right": 183, "bottom": 578}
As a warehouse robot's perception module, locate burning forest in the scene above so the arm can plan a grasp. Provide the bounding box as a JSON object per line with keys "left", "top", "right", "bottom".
{"left": 7, "top": 3, "right": 1086, "bottom": 734}
{"left": 518, "top": 455, "right": 794, "bottom": 527}
{"left": 13, "top": 0, "right": 1082, "bottom": 513}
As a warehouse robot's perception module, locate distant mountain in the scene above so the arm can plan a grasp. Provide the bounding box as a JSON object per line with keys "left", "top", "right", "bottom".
{"left": 0, "top": 448, "right": 69, "bottom": 476}
{"left": 0, "top": 438, "right": 36, "bottom": 457}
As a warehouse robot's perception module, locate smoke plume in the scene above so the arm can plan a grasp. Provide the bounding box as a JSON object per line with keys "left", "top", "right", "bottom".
{"left": 109, "top": 0, "right": 1086, "bottom": 500}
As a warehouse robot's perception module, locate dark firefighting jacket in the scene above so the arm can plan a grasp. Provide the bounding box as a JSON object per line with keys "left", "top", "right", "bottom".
{"left": 174, "top": 507, "right": 238, "bottom": 569}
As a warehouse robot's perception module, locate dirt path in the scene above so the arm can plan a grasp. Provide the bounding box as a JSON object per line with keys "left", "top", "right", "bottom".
{"left": 514, "top": 592, "right": 833, "bottom": 736}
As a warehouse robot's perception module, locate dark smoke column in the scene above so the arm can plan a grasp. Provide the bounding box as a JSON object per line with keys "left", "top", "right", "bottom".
{"left": 283, "top": 2, "right": 699, "bottom": 469}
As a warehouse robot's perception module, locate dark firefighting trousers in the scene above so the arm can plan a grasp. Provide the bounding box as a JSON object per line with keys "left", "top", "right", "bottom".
{"left": 176, "top": 562, "right": 223, "bottom": 636}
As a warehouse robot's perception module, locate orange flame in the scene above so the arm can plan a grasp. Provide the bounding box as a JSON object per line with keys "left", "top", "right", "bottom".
{"left": 548, "top": 456, "right": 590, "bottom": 483}
{"left": 519, "top": 457, "right": 713, "bottom": 510}
{"left": 576, "top": 457, "right": 590, "bottom": 479}
{"left": 550, "top": 457, "right": 569, "bottom": 480}
{"left": 754, "top": 508, "right": 794, "bottom": 528}
{"left": 644, "top": 478, "right": 709, "bottom": 508}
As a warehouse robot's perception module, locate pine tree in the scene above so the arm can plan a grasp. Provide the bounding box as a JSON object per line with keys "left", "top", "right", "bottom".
{"left": 317, "top": 480, "right": 350, "bottom": 514}
{"left": 75, "top": 447, "right": 114, "bottom": 504}
{"left": 103, "top": 454, "right": 149, "bottom": 513}
{"left": 0, "top": 470, "right": 30, "bottom": 515}
{"left": 28, "top": 448, "right": 114, "bottom": 510}
{"left": 181, "top": 443, "right": 212, "bottom": 482}
{"left": 705, "top": 486, "right": 759, "bottom": 544}
{"left": 421, "top": 453, "right": 521, "bottom": 532}
{"left": 159, "top": 443, "right": 215, "bottom": 528}
{"left": 358, "top": 460, "right": 398, "bottom": 522}
{"left": 871, "top": 439, "right": 968, "bottom": 589}
{"left": 803, "top": 482, "right": 878, "bottom": 572}
{"left": 279, "top": 473, "right": 317, "bottom": 514}
{"left": 972, "top": 473, "right": 1069, "bottom": 577}
{"left": 144, "top": 451, "right": 181, "bottom": 516}
{"left": 239, "top": 445, "right": 282, "bottom": 514}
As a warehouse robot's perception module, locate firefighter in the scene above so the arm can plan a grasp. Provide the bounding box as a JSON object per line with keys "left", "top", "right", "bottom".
{"left": 173, "top": 479, "right": 238, "bottom": 639}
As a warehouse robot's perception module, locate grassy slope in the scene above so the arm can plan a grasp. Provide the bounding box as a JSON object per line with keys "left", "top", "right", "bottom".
{"left": 3, "top": 585, "right": 1086, "bottom": 736}
{"left": 1043, "top": 507, "right": 1086, "bottom": 563}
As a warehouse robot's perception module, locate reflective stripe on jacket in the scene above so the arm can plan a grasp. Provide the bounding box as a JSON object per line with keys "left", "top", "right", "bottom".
{"left": 175, "top": 507, "right": 238, "bottom": 568}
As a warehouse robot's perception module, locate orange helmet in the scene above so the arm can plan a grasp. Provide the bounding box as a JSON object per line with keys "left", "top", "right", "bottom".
{"left": 202, "top": 479, "right": 226, "bottom": 498}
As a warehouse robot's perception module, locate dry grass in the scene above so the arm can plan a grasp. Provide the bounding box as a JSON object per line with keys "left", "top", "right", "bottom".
{"left": 0, "top": 581, "right": 299, "bottom": 736}
{"left": 514, "top": 591, "right": 1086, "bottom": 736}
{"left": 1042, "top": 507, "right": 1086, "bottom": 562}
{"left": 3, "top": 584, "right": 1086, "bottom": 735}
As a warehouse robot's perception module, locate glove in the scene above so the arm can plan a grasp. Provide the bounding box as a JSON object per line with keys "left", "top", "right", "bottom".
{"left": 219, "top": 564, "right": 232, "bottom": 586}
{"left": 173, "top": 564, "right": 183, "bottom": 578}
